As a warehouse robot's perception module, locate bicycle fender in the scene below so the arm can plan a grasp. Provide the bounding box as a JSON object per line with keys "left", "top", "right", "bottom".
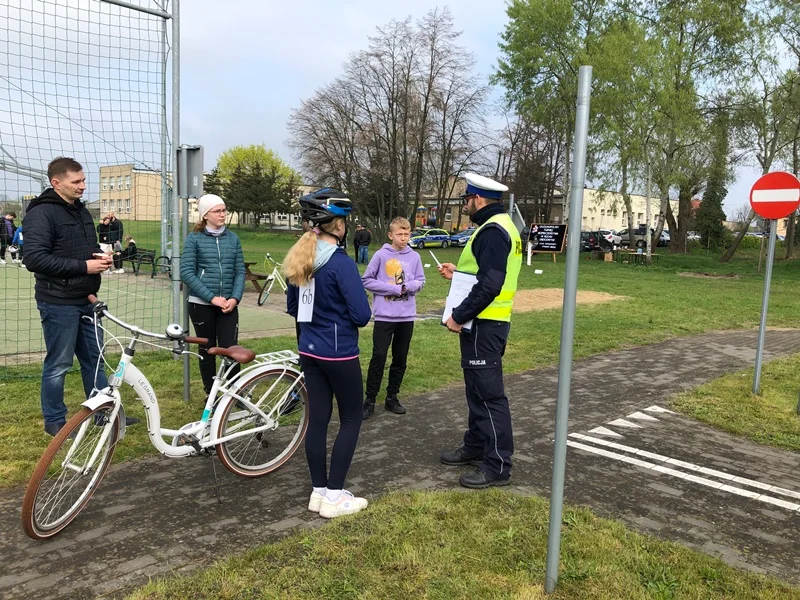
{"left": 81, "top": 390, "right": 127, "bottom": 441}
{"left": 208, "top": 363, "right": 302, "bottom": 443}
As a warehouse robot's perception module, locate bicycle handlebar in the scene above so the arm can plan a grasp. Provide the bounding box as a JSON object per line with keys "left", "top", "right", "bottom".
{"left": 87, "top": 295, "right": 208, "bottom": 345}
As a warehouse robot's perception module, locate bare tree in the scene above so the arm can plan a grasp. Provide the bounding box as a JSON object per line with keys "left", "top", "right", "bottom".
{"left": 288, "top": 8, "right": 488, "bottom": 236}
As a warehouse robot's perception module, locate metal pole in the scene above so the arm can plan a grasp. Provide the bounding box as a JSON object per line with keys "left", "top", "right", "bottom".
{"left": 753, "top": 219, "right": 777, "bottom": 394}
{"left": 646, "top": 161, "right": 652, "bottom": 262}
{"left": 509, "top": 193, "right": 515, "bottom": 219}
{"left": 160, "top": 17, "right": 169, "bottom": 259}
{"left": 545, "top": 65, "right": 592, "bottom": 595}
{"left": 168, "top": 0, "right": 189, "bottom": 401}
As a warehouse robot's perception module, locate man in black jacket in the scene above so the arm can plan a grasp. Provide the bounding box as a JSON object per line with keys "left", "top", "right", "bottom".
{"left": 23, "top": 157, "right": 138, "bottom": 435}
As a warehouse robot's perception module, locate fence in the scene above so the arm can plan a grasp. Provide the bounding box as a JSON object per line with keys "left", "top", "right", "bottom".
{"left": 0, "top": 0, "right": 174, "bottom": 373}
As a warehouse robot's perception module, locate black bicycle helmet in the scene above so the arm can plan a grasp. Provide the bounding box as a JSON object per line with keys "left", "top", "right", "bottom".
{"left": 299, "top": 188, "right": 352, "bottom": 224}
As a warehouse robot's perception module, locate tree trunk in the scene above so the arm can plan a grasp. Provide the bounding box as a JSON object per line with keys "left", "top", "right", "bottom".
{"left": 720, "top": 209, "right": 755, "bottom": 262}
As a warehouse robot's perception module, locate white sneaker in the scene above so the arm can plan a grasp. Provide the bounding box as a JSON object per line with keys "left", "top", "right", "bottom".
{"left": 318, "top": 490, "right": 368, "bottom": 519}
{"left": 308, "top": 490, "right": 325, "bottom": 513}
{"left": 102, "top": 269, "right": 112, "bottom": 275}
{"left": 0, "top": 259, "right": 5, "bottom": 265}
{"left": 114, "top": 268, "right": 125, "bottom": 274}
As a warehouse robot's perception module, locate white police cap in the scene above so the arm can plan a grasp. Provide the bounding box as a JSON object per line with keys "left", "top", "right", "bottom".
{"left": 462, "top": 173, "right": 508, "bottom": 200}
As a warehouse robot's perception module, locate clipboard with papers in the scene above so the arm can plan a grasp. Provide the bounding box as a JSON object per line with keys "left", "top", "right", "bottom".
{"left": 441, "top": 270, "right": 478, "bottom": 332}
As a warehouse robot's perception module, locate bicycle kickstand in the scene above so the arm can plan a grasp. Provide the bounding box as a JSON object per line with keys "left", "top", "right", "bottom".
{"left": 209, "top": 452, "right": 223, "bottom": 504}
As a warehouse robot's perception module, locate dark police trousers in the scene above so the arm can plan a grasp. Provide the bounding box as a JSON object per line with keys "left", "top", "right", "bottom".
{"left": 459, "top": 318, "right": 513, "bottom": 480}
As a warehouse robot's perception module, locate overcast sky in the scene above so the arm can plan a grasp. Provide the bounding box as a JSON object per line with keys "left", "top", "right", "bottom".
{"left": 177, "top": 1, "right": 765, "bottom": 220}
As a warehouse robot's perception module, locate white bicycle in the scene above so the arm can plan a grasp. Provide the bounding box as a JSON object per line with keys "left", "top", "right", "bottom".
{"left": 257, "top": 253, "right": 288, "bottom": 306}
{"left": 21, "top": 295, "right": 308, "bottom": 540}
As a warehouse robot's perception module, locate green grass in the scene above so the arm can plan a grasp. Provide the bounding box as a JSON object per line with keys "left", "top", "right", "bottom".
{"left": 4, "top": 235, "right": 800, "bottom": 486}
{"left": 126, "top": 489, "right": 800, "bottom": 599}
{"left": 671, "top": 354, "right": 800, "bottom": 451}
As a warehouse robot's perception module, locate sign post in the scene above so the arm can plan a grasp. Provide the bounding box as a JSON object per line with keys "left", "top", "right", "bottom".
{"left": 749, "top": 171, "right": 800, "bottom": 394}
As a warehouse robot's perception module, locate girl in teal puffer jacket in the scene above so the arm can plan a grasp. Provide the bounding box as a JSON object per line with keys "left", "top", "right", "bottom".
{"left": 181, "top": 194, "right": 245, "bottom": 393}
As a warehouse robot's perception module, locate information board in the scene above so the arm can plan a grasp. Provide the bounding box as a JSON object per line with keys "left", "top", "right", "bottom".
{"left": 527, "top": 223, "right": 567, "bottom": 253}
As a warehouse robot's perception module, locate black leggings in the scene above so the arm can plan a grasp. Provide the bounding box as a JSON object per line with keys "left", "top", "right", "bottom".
{"left": 299, "top": 354, "right": 364, "bottom": 490}
{"left": 188, "top": 303, "right": 239, "bottom": 393}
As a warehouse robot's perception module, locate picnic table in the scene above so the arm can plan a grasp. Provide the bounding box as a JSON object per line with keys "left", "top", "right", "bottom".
{"left": 613, "top": 250, "right": 660, "bottom": 266}
{"left": 244, "top": 262, "right": 270, "bottom": 294}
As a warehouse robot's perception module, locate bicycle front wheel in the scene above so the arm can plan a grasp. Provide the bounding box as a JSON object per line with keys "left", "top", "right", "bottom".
{"left": 257, "top": 278, "right": 275, "bottom": 306}
{"left": 22, "top": 404, "right": 120, "bottom": 539}
{"left": 216, "top": 369, "right": 308, "bottom": 477}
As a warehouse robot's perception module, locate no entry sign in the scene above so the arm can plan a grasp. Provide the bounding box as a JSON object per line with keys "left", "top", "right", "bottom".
{"left": 749, "top": 171, "right": 800, "bottom": 220}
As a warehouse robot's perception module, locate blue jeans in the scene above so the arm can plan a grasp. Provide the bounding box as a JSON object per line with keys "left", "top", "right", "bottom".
{"left": 37, "top": 301, "right": 108, "bottom": 426}
{"left": 358, "top": 245, "right": 369, "bottom": 264}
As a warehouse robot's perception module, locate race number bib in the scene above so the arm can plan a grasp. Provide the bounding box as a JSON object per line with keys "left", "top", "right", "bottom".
{"left": 297, "top": 279, "right": 316, "bottom": 322}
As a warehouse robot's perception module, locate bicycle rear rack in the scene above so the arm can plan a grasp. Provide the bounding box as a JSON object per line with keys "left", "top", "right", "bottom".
{"left": 254, "top": 350, "right": 299, "bottom": 366}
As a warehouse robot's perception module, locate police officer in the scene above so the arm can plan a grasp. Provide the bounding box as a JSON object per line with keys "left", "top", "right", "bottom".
{"left": 438, "top": 173, "right": 522, "bottom": 488}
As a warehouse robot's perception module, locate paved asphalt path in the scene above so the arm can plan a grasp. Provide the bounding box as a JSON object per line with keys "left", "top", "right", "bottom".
{"left": 1, "top": 329, "right": 799, "bottom": 598}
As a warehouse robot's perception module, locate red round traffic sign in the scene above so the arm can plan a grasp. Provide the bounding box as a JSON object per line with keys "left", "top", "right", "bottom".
{"left": 749, "top": 171, "right": 800, "bottom": 220}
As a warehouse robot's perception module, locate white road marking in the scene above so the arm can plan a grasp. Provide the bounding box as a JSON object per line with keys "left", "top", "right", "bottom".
{"left": 587, "top": 426, "right": 623, "bottom": 438}
{"left": 643, "top": 405, "right": 675, "bottom": 414}
{"left": 568, "top": 433, "right": 800, "bottom": 508}
{"left": 607, "top": 419, "right": 642, "bottom": 428}
{"left": 627, "top": 411, "right": 660, "bottom": 421}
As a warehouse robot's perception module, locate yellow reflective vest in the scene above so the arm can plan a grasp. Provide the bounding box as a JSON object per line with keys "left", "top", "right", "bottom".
{"left": 456, "top": 213, "right": 522, "bottom": 322}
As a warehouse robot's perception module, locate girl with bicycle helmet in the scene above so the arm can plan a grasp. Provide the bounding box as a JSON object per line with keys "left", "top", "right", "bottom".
{"left": 283, "top": 188, "right": 372, "bottom": 519}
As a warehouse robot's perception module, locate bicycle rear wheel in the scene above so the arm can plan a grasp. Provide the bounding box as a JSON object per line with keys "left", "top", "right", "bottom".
{"left": 22, "top": 404, "right": 120, "bottom": 539}
{"left": 257, "top": 277, "right": 275, "bottom": 306}
{"left": 216, "top": 368, "right": 308, "bottom": 477}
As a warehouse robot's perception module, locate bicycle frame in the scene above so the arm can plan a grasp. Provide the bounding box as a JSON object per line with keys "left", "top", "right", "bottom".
{"left": 76, "top": 304, "right": 304, "bottom": 463}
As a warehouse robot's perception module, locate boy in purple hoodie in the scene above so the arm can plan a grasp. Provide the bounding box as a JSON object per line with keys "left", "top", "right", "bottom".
{"left": 361, "top": 217, "right": 426, "bottom": 419}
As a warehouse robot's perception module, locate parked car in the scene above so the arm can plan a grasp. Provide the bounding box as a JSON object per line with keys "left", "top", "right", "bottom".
{"left": 687, "top": 231, "right": 701, "bottom": 241}
{"left": 580, "top": 231, "right": 611, "bottom": 252}
{"left": 618, "top": 226, "right": 667, "bottom": 248}
{"left": 449, "top": 227, "right": 476, "bottom": 247}
{"left": 598, "top": 229, "right": 621, "bottom": 246}
{"left": 409, "top": 228, "right": 451, "bottom": 249}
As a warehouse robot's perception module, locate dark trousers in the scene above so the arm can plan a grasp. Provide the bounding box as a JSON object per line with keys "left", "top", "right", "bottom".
{"left": 353, "top": 244, "right": 360, "bottom": 261}
{"left": 188, "top": 303, "right": 239, "bottom": 393}
{"left": 365, "top": 320, "right": 414, "bottom": 401}
{"left": 300, "top": 355, "right": 364, "bottom": 490}
{"left": 459, "top": 319, "right": 513, "bottom": 479}
{"left": 0, "top": 235, "right": 8, "bottom": 259}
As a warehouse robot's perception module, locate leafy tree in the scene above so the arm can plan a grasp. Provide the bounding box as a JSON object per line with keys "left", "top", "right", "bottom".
{"left": 695, "top": 112, "right": 731, "bottom": 249}
{"left": 203, "top": 166, "right": 224, "bottom": 199}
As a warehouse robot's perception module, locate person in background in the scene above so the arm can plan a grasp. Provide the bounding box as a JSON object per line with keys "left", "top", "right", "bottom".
{"left": 352, "top": 224, "right": 362, "bottom": 261}
{"left": 355, "top": 224, "right": 372, "bottom": 264}
{"left": 180, "top": 194, "right": 245, "bottom": 395}
{"left": 108, "top": 212, "right": 124, "bottom": 249}
{"left": 0, "top": 211, "right": 17, "bottom": 265}
{"left": 437, "top": 173, "right": 522, "bottom": 489}
{"left": 112, "top": 235, "right": 137, "bottom": 272}
{"left": 96, "top": 215, "right": 112, "bottom": 252}
{"left": 361, "top": 216, "right": 425, "bottom": 419}
{"left": 284, "top": 188, "right": 372, "bottom": 519}
{"left": 23, "top": 157, "right": 139, "bottom": 435}
{"left": 9, "top": 223, "right": 23, "bottom": 264}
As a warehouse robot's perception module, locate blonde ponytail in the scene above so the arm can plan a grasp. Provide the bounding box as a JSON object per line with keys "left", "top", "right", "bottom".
{"left": 283, "top": 231, "right": 317, "bottom": 285}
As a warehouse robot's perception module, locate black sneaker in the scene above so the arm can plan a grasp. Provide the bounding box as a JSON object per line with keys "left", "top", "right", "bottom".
{"left": 459, "top": 468, "right": 511, "bottom": 489}
{"left": 440, "top": 446, "right": 483, "bottom": 466}
{"left": 125, "top": 416, "right": 140, "bottom": 426}
{"left": 44, "top": 421, "right": 66, "bottom": 436}
{"left": 362, "top": 401, "right": 375, "bottom": 420}
{"left": 384, "top": 395, "right": 406, "bottom": 415}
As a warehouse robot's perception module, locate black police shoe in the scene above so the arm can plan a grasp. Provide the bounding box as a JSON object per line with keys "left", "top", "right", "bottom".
{"left": 44, "top": 421, "right": 66, "bottom": 436}
{"left": 384, "top": 395, "right": 406, "bottom": 415}
{"left": 363, "top": 400, "right": 375, "bottom": 420}
{"left": 459, "top": 469, "right": 511, "bottom": 489}
{"left": 440, "top": 446, "right": 483, "bottom": 466}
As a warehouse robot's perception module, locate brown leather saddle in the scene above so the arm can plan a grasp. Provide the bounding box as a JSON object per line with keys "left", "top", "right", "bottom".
{"left": 207, "top": 345, "right": 256, "bottom": 364}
